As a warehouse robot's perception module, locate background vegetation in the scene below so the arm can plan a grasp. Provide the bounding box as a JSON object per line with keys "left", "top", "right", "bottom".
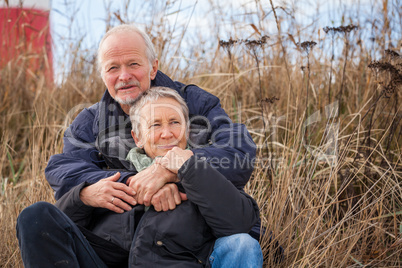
{"left": 1, "top": 0, "right": 401, "bottom": 267}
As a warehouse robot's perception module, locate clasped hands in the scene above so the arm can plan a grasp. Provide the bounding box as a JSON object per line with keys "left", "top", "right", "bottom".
{"left": 80, "top": 147, "right": 194, "bottom": 213}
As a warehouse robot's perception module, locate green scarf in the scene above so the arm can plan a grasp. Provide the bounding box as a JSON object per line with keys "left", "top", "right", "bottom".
{"left": 126, "top": 147, "right": 154, "bottom": 172}
{"left": 126, "top": 145, "right": 192, "bottom": 172}
{"left": 126, "top": 147, "right": 155, "bottom": 211}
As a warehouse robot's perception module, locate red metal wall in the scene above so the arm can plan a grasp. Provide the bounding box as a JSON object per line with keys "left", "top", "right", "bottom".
{"left": 0, "top": 4, "right": 52, "bottom": 82}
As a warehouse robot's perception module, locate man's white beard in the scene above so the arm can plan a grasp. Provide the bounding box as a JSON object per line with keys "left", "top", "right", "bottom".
{"left": 114, "top": 95, "right": 139, "bottom": 105}
{"left": 112, "top": 73, "right": 153, "bottom": 105}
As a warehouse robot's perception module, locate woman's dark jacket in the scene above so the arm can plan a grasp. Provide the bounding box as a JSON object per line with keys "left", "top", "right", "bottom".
{"left": 55, "top": 156, "right": 260, "bottom": 267}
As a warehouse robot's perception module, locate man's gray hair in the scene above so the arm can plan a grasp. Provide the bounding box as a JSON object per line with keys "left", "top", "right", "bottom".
{"left": 97, "top": 24, "right": 157, "bottom": 75}
{"left": 129, "top": 86, "right": 190, "bottom": 138}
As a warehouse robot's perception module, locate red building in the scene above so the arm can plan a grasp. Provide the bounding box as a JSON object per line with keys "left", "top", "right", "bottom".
{"left": 0, "top": 0, "right": 52, "bottom": 82}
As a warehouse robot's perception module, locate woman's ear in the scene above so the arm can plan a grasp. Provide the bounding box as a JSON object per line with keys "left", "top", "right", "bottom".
{"left": 131, "top": 130, "right": 142, "bottom": 148}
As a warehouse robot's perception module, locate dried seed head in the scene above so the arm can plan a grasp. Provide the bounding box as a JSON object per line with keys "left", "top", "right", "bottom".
{"left": 219, "top": 37, "right": 238, "bottom": 50}
{"left": 385, "top": 49, "right": 400, "bottom": 59}
{"left": 323, "top": 24, "right": 358, "bottom": 34}
{"left": 383, "top": 84, "right": 396, "bottom": 98}
{"left": 243, "top": 35, "right": 269, "bottom": 48}
{"left": 368, "top": 60, "right": 402, "bottom": 97}
{"left": 261, "top": 35, "right": 270, "bottom": 43}
{"left": 368, "top": 61, "right": 399, "bottom": 76}
{"left": 261, "top": 96, "right": 280, "bottom": 104}
{"left": 298, "top": 41, "right": 317, "bottom": 53}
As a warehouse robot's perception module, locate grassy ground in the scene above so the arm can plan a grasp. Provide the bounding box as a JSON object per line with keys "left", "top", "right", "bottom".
{"left": 1, "top": 1, "right": 401, "bottom": 267}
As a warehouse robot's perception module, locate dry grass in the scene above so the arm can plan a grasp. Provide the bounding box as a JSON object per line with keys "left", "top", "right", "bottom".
{"left": 1, "top": 1, "right": 401, "bottom": 267}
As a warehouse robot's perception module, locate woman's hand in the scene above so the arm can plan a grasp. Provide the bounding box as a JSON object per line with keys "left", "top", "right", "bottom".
{"left": 126, "top": 164, "right": 177, "bottom": 206}
{"left": 151, "top": 183, "right": 188, "bottom": 212}
{"left": 155, "top": 147, "right": 194, "bottom": 174}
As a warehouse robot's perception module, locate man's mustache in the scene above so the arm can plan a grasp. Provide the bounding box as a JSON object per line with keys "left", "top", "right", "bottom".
{"left": 115, "top": 81, "right": 141, "bottom": 90}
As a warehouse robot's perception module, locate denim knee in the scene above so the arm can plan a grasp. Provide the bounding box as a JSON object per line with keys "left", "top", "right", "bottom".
{"left": 210, "top": 234, "right": 263, "bottom": 268}
{"left": 17, "top": 202, "right": 55, "bottom": 234}
{"left": 215, "top": 233, "right": 260, "bottom": 249}
{"left": 230, "top": 233, "right": 262, "bottom": 255}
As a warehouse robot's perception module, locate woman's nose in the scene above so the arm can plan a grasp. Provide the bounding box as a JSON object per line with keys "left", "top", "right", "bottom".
{"left": 160, "top": 126, "right": 174, "bottom": 138}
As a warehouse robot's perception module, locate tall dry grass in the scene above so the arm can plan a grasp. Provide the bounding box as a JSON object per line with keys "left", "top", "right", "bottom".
{"left": 1, "top": 0, "right": 401, "bottom": 267}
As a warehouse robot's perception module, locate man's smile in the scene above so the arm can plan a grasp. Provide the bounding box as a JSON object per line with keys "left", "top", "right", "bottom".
{"left": 116, "top": 81, "right": 141, "bottom": 92}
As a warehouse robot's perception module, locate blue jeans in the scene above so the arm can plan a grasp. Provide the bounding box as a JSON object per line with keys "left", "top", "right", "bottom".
{"left": 210, "top": 234, "right": 263, "bottom": 268}
{"left": 16, "top": 202, "right": 263, "bottom": 267}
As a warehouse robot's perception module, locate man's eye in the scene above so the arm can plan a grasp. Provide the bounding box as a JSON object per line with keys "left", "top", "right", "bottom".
{"left": 108, "top": 66, "right": 116, "bottom": 71}
{"left": 171, "top": 121, "right": 180, "bottom": 125}
{"left": 151, "top": 123, "right": 161, "bottom": 127}
{"left": 130, "top": 62, "right": 138, "bottom": 66}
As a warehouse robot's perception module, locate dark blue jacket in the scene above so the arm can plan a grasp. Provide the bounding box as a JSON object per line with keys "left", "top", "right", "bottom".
{"left": 55, "top": 156, "right": 260, "bottom": 267}
{"left": 45, "top": 71, "right": 257, "bottom": 200}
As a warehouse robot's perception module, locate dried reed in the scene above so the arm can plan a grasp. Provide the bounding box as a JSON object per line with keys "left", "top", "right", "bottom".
{"left": 1, "top": 0, "right": 401, "bottom": 267}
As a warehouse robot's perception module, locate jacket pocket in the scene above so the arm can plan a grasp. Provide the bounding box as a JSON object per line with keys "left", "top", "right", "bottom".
{"left": 153, "top": 232, "right": 206, "bottom": 265}
{"left": 78, "top": 225, "right": 129, "bottom": 268}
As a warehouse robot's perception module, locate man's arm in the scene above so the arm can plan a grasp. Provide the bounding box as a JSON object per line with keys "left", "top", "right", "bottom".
{"left": 180, "top": 84, "right": 256, "bottom": 189}
{"left": 46, "top": 104, "right": 181, "bottom": 210}
{"left": 45, "top": 107, "right": 135, "bottom": 200}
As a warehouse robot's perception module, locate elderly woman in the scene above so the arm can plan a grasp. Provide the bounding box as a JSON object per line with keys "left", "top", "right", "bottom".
{"left": 16, "top": 86, "right": 262, "bottom": 268}
{"left": 126, "top": 86, "right": 262, "bottom": 266}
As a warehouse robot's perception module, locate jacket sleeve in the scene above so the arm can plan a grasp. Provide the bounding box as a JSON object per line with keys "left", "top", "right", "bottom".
{"left": 183, "top": 85, "right": 256, "bottom": 189}
{"left": 178, "top": 156, "right": 260, "bottom": 237}
{"left": 45, "top": 107, "right": 135, "bottom": 200}
{"left": 54, "top": 182, "right": 95, "bottom": 227}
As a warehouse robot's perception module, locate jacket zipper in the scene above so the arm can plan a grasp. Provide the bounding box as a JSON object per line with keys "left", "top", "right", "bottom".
{"left": 128, "top": 208, "right": 150, "bottom": 264}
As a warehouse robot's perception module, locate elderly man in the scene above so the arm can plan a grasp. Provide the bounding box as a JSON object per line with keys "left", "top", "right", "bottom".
{"left": 17, "top": 24, "right": 262, "bottom": 266}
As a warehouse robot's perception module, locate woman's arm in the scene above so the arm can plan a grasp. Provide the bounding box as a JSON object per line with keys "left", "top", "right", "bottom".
{"left": 158, "top": 148, "right": 260, "bottom": 237}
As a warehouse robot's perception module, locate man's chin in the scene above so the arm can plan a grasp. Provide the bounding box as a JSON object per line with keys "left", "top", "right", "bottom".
{"left": 114, "top": 95, "right": 139, "bottom": 105}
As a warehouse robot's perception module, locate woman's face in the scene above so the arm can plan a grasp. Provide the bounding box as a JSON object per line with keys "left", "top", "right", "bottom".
{"left": 133, "top": 97, "right": 187, "bottom": 159}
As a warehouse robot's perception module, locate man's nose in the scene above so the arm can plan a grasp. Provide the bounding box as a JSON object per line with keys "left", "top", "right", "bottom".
{"left": 118, "top": 67, "right": 132, "bottom": 81}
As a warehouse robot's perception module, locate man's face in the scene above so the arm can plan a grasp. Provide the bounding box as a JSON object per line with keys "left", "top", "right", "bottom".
{"left": 133, "top": 97, "right": 188, "bottom": 159}
{"left": 100, "top": 32, "right": 158, "bottom": 106}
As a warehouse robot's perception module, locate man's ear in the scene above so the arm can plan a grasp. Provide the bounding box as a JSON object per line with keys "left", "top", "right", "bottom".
{"left": 131, "top": 130, "right": 142, "bottom": 148}
{"left": 150, "top": 59, "right": 159, "bottom": 80}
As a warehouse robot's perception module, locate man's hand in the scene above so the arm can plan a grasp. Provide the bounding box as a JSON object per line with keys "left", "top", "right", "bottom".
{"left": 80, "top": 172, "right": 136, "bottom": 213}
{"left": 127, "top": 163, "right": 177, "bottom": 206}
{"left": 155, "top": 147, "right": 194, "bottom": 174}
{"left": 151, "top": 183, "right": 188, "bottom": 212}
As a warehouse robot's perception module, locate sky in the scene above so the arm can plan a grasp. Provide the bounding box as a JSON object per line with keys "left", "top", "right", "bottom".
{"left": 48, "top": 0, "right": 398, "bottom": 79}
